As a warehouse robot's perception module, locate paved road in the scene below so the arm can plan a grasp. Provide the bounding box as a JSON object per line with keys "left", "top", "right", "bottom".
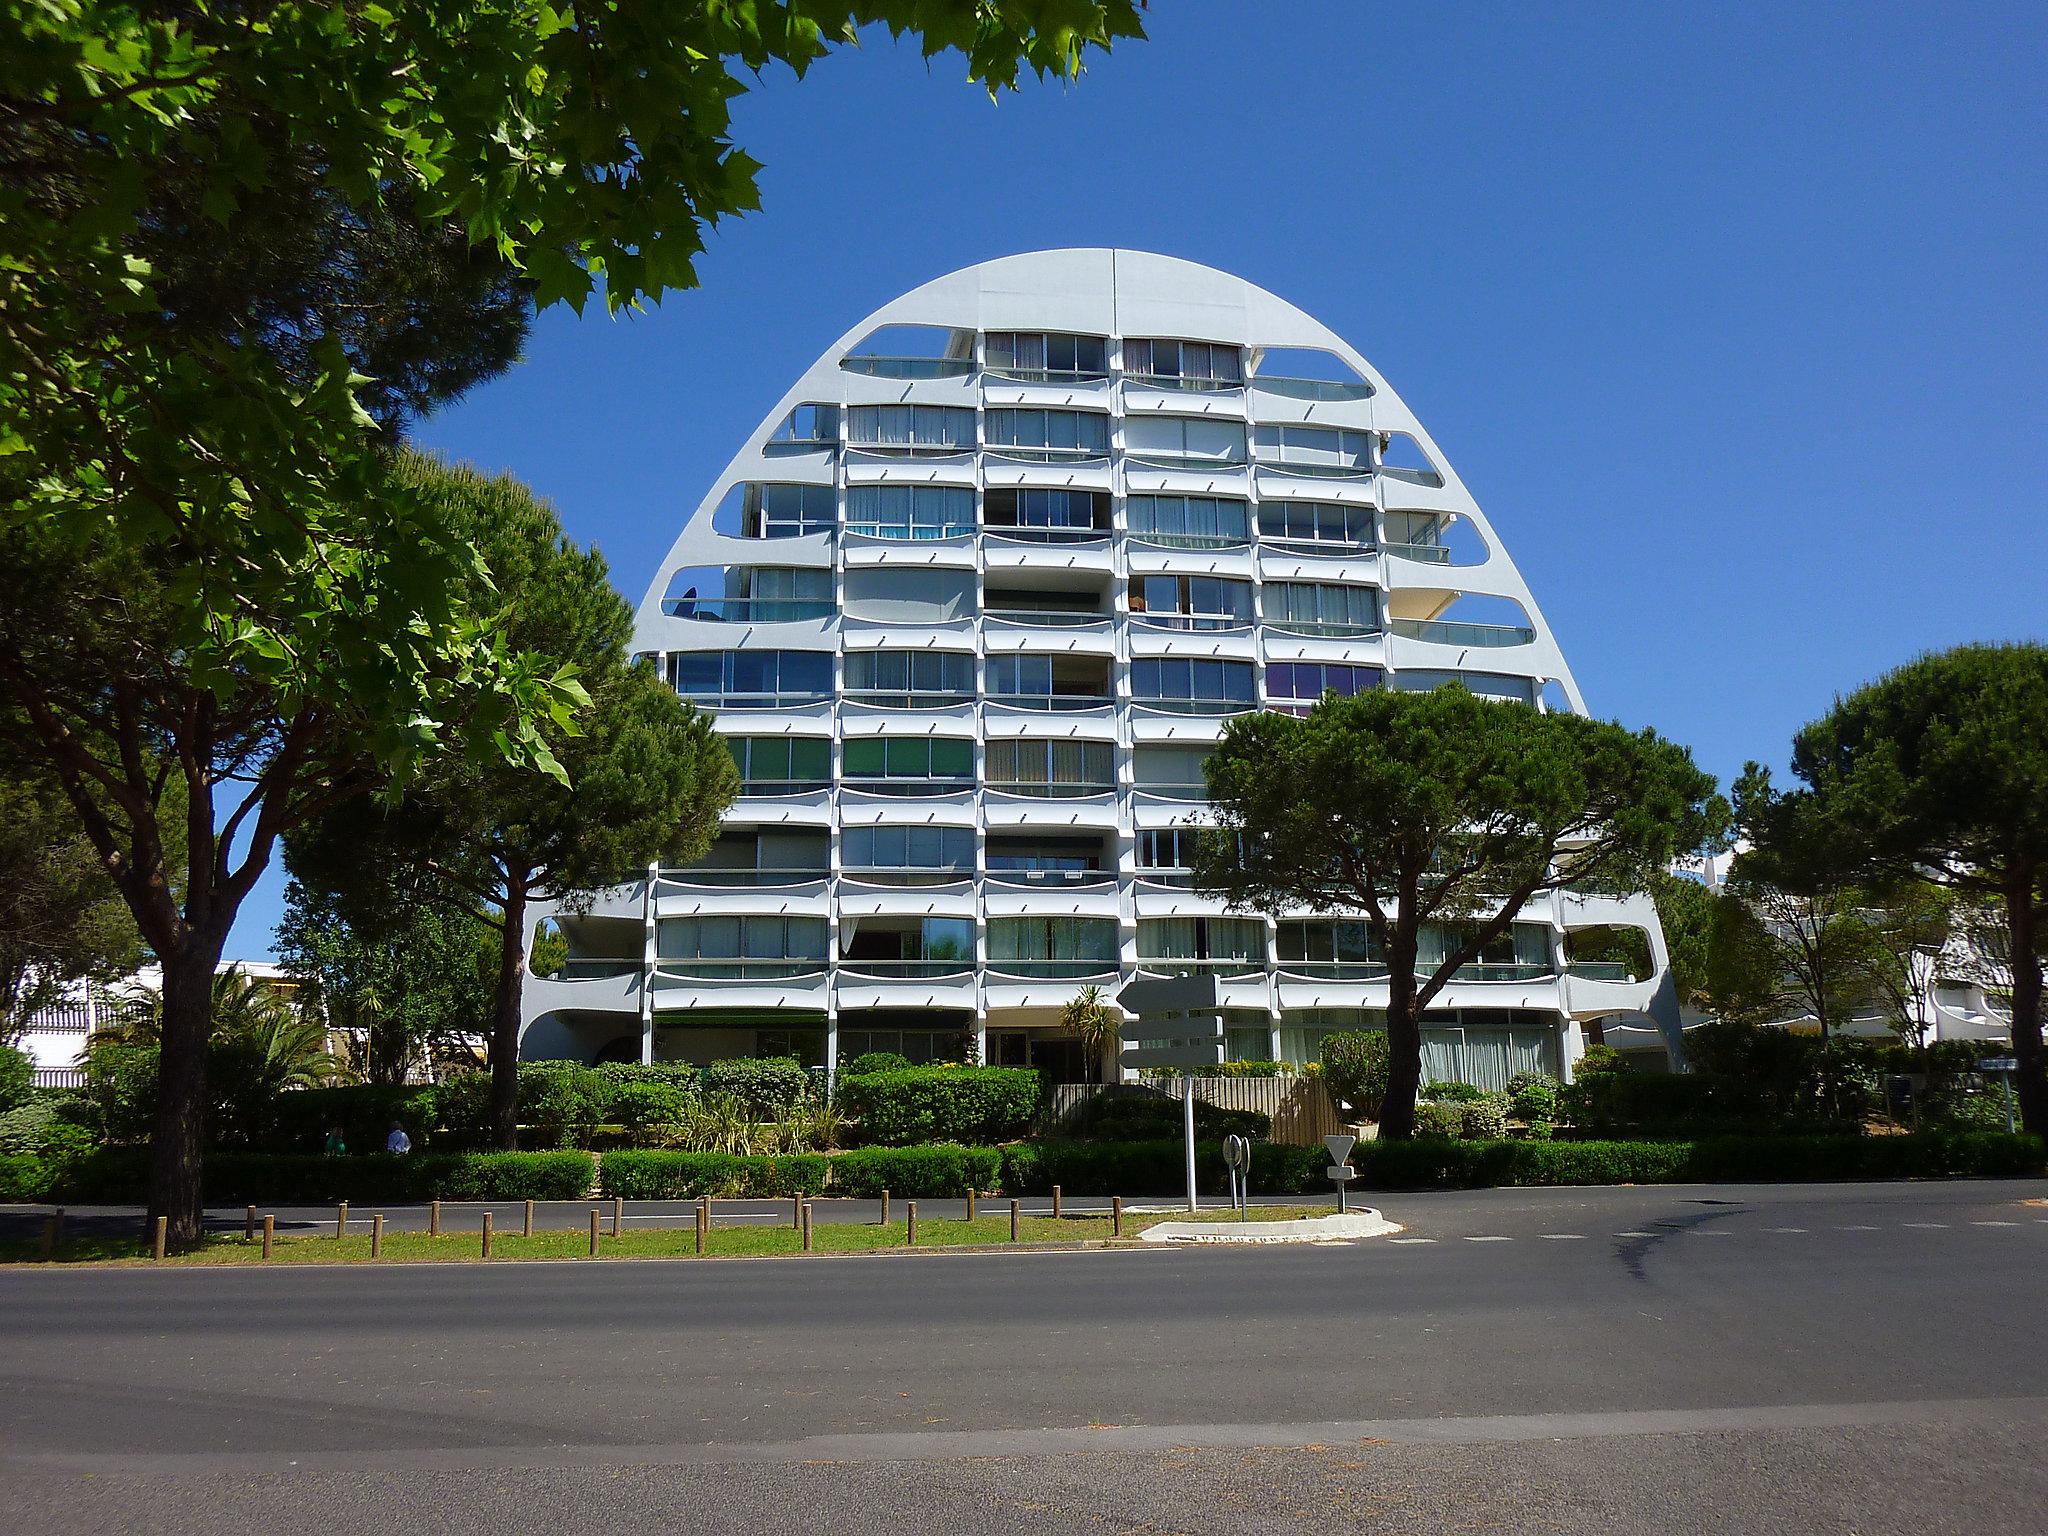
{"left": 3, "top": 1179, "right": 2044, "bottom": 1534}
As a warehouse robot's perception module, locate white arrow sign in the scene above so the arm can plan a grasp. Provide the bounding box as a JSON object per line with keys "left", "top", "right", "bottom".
{"left": 1118, "top": 972, "right": 1221, "bottom": 1016}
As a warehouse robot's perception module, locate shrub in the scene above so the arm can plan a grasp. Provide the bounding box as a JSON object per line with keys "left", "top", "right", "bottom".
{"left": 521, "top": 1065, "right": 612, "bottom": 1148}
{"left": 430, "top": 1151, "right": 595, "bottom": 1201}
{"left": 1506, "top": 1072, "right": 1560, "bottom": 1128}
{"left": 841, "top": 1052, "right": 912, "bottom": 1078}
{"left": 0, "top": 1098, "right": 58, "bottom": 1156}
{"left": 1460, "top": 1093, "right": 1511, "bottom": 1140}
{"left": 1319, "top": 1031, "right": 1389, "bottom": 1117}
{"left": 0, "top": 1045, "right": 32, "bottom": 1113}
{"left": 600, "top": 1149, "right": 828, "bottom": 1199}
{"left": 704, "top": 1057, "right": 810, "bottom": 1119}
{"left": 591, "top": 1062, "right": 704, "bottom": 1093}
{"left": 79, "top": 1040, "right": 158, "bottom": 1143}
{"left": 1574, "top": 1043, "right": 1628, "bottom": 1076}
{"left": 1412, "top": 1100, "right": 1464, "bottom": 1139}
{"left": 50, "top": 1148, "right": 596, "bottom": 1204}
{"left": 1560, "top": 1071, "right": 1766, "bottom": 1136}
{"left": 1420, "top": 1080, "right": 1484, "bottom": 1103}
{"left": 265, "top": 1085, "right": 440, "bottom": 1154}
{"left": 607, "top": 1081, "right": 695, "bottom": 1139}
{"left": 1061, "top": 1092, "right": 1269, "bottom": 1142}
{"left": 0, "top": 1152, "right": 57, "bottom": 1201}
{"left": 837, "top": 1066, "right": 1042, "bottom": 1146}
{"left": 829, "top": 1144, "right": 1003, "bottom": 1197}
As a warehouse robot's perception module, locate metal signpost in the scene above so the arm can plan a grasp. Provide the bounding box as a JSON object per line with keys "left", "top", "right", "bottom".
{"left": 1324, "top": 1133, "right": 1358, "bottom": 1215}
{"left": 1118, "top": 974, "right": 1225, "bottom": 1213}
{"left": 1223, "top": 1134, "right": 1251, "bottom": 1221}
{"left": 1978, "top": 1057, "right": 2019, "bottom": 1134}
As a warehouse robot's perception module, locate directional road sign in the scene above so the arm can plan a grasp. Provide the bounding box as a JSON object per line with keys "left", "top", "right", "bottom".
{"left": 1117, "top": 972, "right": 1221, "bottom": 1016}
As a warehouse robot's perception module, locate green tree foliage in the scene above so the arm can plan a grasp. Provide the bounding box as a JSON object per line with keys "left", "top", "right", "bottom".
{"left": 0, "top": 766, "right": 148, "bottom": 1035}
{"left": 1319, "top": 1031, "right": 1391, "bottom": 1119}
{"left": 287, "top": 457, "right": 739, "bottom": 1148}
{"left": 1195, "top": 686, "right": 1724, "bottom": 1138}
{"left": 1057, "top": 985, "right": 1120, "bottom": 1084}
{"left": 275, "top": 878, "right": 496, "bottom": 1085}
{"left": 1766, "top": 643, "right": 2048, "bottom": 1133}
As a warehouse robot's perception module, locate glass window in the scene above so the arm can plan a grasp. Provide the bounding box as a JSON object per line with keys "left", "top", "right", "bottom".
{"left": 670, "top": 650, "right": 831, "bottom": 703}
{"left": 1137, "top": 917, "right": 1265, "bottom": 963}
{"left": 1123, "top": 416, "right": 1247, "bottom": 464}
{"left": 1130, "top": 657, "right": 1257, "bottom": 706}
{"left": 1266, "top": 662, "right": 1384, "bottom": 709}
{"left": 1130, "top": 573, "right": 1253, "bottom": 627}
{"left": 844, "top": 484, "right": 974, "bottom": 540}
{"left": 1263, "top": 582, "right": 1380, "bottom": 632}
{"left": 1258, "top": 500, "right": 1376, "bottom": 548}
{"left": 985, "top": 409, "right": 1110, "bottom": 456}
{"left": 842, "top": 825, "right": 973, "bottom": 872}
{"left": 843, "top": 736, "right": 974, "bottom": 786}
{"left": 1125, "top": 338, "right": 1243, "bottom": 385}
{"left": 847, "top": 405, "right": 975, "bottom": 451}
{"left": 986, "top": 332, "right": 1109, "bottom": 377}
{"left": 983, "top": 487, "right": 1108, "bottom": 533}
{"left": 986, "top": 738, "right": 1114, "bottom": 792}
{"left": 844, "top": 650, "right": 974, "bottom": 701}
{"left": 985, "top": 654, "right": 1052, "bottom": 696}
{"left": 767, "top": 403, "right": 839, "bottom": 447}
{"left": 1125, "top": 495, "right": 1251, "bottom": 547}
{"left": 1254, "top": 424, "right": 1373, "bottom": 472}
{"left": 1394, "top": 670, "right": 1538, "bottom": 704}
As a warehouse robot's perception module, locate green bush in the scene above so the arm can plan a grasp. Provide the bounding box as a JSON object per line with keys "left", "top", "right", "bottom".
{"left": 837, "top": 1066, "right": 1042, "bottom": 1147}
{"left": 1460, "top": 1093, "right": 1511, "bottom": 1140}
{"left": 0, "top": 1045, "right": 32, "bottom": 1113}
{"left": 1412, "top": 1100, "right": 1464, "bottom": 1139}
{"left": 1001, "top": 1139, "right": 1326, "bottom": 1197}
{"left": 841, "top": 1052, "right": 912, "bottom": 1078}
{"left": 704, "top": 1057, "right": 810, "bottom": 1118}
{"left": 0, "top": 1098, "right": 58, "bottom": 1156}
{"left": 264, "top": 1085, "right": 440, "bottom": 1154}
{"left": 520, "top": 1065, "right": 612, "bottom": 1148}
{"left": 829, "top": 1144, "right": 1003, "bottom": 1197}
{"left": 1420, "top": 1080, "right": 1484, "bottom": 1103}
{"left": 1506, "top": 1071, "right": 1561, "bottom": 1127}
{"left": 1061, "top": 1091, "right": 1269, "bottom": 1142}
{"left": 607, "top": 1080, "right": 695, "bottom": 1138}
{"left": 51, "top": 1148, "right": 597, "bottom": 1204}
{"left": 1575, "top": 1043, "right": 1628, "bottom": 1075}
{"left": 1560, "top": 1071, "right": 1776, "bottom": 1136}
{"left": 1320, "top": 1031, "right": 1388, "bottom": 1117}
{"left": 599, "top": 1149, "right": 828, "bottom": 1199}
{"left": 591, "top": 1062, "right": 704, "bottom": 1092}
{"left": 0, "top": 1152, "right": 57, "bottom": 1201}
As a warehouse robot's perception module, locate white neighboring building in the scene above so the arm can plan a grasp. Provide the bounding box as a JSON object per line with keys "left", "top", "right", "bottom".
{"left": 13, "top": 961, "right": 298, "bottom": 1086}
{"left": 519, "top": 249, "right": 1682, "bottom": 1089}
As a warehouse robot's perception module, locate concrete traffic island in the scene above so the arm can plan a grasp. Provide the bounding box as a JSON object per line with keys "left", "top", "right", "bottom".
{"left": 1139, "top": 1209, "right": 1401, "bottom": 1245}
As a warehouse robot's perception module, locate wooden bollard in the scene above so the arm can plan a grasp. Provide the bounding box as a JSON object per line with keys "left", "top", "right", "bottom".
{"left": 1113, "top": 1195, "right": 1123, "bottom": 1238}
{"left": 966, "top": 1187, "right": 978, "bottom": 1222}
{"left": 152, "top": 1216, "right": 167, "bottom": 1260}
{"left": 906, "top": 1201, "right": 918, "bottom": 1247}
{"left": 261, "top": 1214, "right": 274, "bottom": 1259}
{"left": 429, "top": 1199, "right": 441, "bottom": 1238}
{"left": 589, "top": 1208, "right": 601, "bottom": 1256}
{"left": 879, "top": 1189, "right": 890, "bottom": 1226}
{"left": 801, "top": 1201, "right": 813, "bottom": 1252}
{"left": 481, "top": 1211, "right": 494, "bottom": 1258}
{"left": 612, "top": 1197, "right": 623, "bottom": 1239}
{"left": 39, "top": 1214, "right": 57, "bottom": 1259}
{"left": 1010, "top": 1199, "right": 1020, "bottom": 1242}
{"left": 1052, "top": 1185, "right": 1063, "bottom": 1219}
{"left": 335, "top": 1201, "right": 348, "bottom": 1240}
{"left": 695, "top": 1198, "right": 708, "bottom": 1255}
{"left": 371, "top": 1213, "right": 385, "bottom": 1259}
{"left": 522, "top": 1199, "right": 534, "bottom": 1238}
{"left": 792, "top": 1193, "right": 802, "bottom": 1230}
{"left": 245, "top": 1204, "right": 257, "bottom": 1241}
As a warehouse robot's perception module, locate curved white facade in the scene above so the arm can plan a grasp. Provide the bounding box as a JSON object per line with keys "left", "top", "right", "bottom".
{"left": 521, "top": 250, "right": 1679, "bottom": 1086}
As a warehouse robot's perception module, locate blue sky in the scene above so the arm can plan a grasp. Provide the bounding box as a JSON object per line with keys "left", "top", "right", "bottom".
{"left": 234, "top": 1, "right": 2047, "bottom": 956}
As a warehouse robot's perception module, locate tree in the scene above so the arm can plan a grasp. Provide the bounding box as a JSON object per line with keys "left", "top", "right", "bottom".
{"left": 288, "top": 457, "right": 738, "bottom": 1148}
{"left": 0, "top": 766, "right": 148, "bottom": 1037}
{"left": 1194, "top": 686, "right": 1723, "bottom": 1138}
{"left": 275, "top": 878, "right": 497, "bottom": 1085}
{"left": 1773, "top": 644, "right": 2048, "bottom": 1134}
{"left": 1646, "top": 871, "right": 1781, "bottom": 1027}
{"left": 1058, "top": 985, "right": 1121, "bottom": 1084}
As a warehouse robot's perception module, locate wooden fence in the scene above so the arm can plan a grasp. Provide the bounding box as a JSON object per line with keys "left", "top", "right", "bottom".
{"left": 1047, "top": 1076, "right": 1345, "bottom": 1147}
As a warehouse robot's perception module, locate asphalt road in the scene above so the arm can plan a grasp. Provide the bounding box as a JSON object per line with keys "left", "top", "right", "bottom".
{"left": 3, "top": 1179, "right": 2045, "bottom": 1535}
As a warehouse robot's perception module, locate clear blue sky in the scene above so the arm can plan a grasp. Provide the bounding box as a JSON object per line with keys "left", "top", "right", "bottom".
{"left": 232, "top": 0, "right": 2047, "bottom": 957}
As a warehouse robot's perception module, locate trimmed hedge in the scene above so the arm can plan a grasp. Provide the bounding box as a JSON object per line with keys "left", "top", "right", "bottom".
{"left": 266, "top": 1085, "right": 440, "bottom": 1155}
{"left": 1061, "top": 1093, "right": 1270, "bottom": 1142}
{"left": 52, "top": 1148, "right": 596, "bottom": 1204}
{"left": 600, "top": 1150, "right": 829, "bottom": 1199}
{"left": 0, "top": 1152, "right": 59, "bottom": 1202}
{"left": 836, "top": 1066, "right": 1041, "bottom": 1147}
{"left": 829, "top": 1144, "right": 1003, "bottom": 1198}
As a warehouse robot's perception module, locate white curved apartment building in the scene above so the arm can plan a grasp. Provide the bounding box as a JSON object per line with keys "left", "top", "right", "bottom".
{"left": 520, "top": 250, "right": 1681, "bottom": 1088}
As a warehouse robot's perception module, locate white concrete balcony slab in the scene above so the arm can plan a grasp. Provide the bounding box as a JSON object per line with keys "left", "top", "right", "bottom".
{"left": 980, "top": 535, "right": 1116, "bottom": 576}
{"left": 981, "top": 792, "right": 1122, "bottom": 831}
{"left": 982, "top": 967, "right": 1125, "bottom": 1010}
{"left": 1128, "top": 713, "right": 1232, "bottom": 745}
{"left": 1130, "top": 883, "right": 1238, "bottom": 917}
{"left": 1256, "top": 546, "right": 1381, "bottom": 582}
{"left": 982, "top": 877, "right": 1121, "bottom": 920}
{"left": 980, "top": 622, "right": 1119, "bottom": 656}
{"left": 1120, "top": 461, "right": 1252, "bottom": 499}
{"left": 650, "top": 967, "right": 829, "bottom": 1011}
{"left": 1246, "top": 377, "right": 1376, "bottom": 426}
{"left": 1562, "top": 970, "right": 1657, "bottom": 1018}
{"left": 1260, "top": 630, "right": 1388, "bottom": 664}
{"left": 980, "top": 373, "right": 1112, "bottom": 408}
{"left": 522, "top": 971, "right": 642, "bottom": 1020}
{"left": 1119, "top": 380, "right": 1246, "bottom": 415}
{"left": 835, "top": 878, "right": 977, "bottom": 918}
{"left": 833, "top": 969, "right": 978, "bottom": 1010}
{"left": 655, "top": 883, "right": 830, "bottom": 919}
{"left": 835, "top": 798, "right": 978, "bottom": 830}
{"left": 1126, "top": 626, "right": 1258, "bottom": 662}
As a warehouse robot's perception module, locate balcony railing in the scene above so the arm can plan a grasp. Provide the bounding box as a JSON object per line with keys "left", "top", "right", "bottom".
{"left": 554, "top": 959, "right": 643, "bottom": 980}
{"left": 1382, "top": 541, "right": 1451, "bottom": 564}
{"left": 1261, "top": 619, "right": 1382, "bottom": 638}
{"left": 1391, "top": 618, "right": 1536, "bottom": 648}
{"left": 981, "top": 527, "right": 1113, "bottom": 545}
{"left": 1133, "top": 782, "right": 1209, "bottom": 800}
{"left": 1123, "top": 453, "right": 1251, "bottom": 473}
{"left": 839, "top": 356, "right": 975, "bottom": 379}
{"left": 837, "top": 959, "right": 975, "bottom": 980}
{"left": 1135, "top": 869, "right": 1196, "bottom": 888}
{"left": 735, "top": 778, "right": 831, "bottom": 797}
{"left": 1277, "top": 961, "right": 1390, "bottom": 981}
{"left": 842, "top": 778, "right": 976, "bottom": 798}
{"left": 1130, "top": 612, "right": 1254, "bottom": 632}
{"left": 1123, "top": 373, "right": 1243, "bottom": 393}
{"left": 1134, "top": 959, "right": 1266, "bottom": 978}
{"left": 984, "top": 958, "right": 1121, "bottom": 979}
{"left": 687, "top": 691, "right": 833, "bottom": 710}
{"left": 1566, "top": 961, "right": 1637, "bottom": 982}
{"left": 983, "top": 607, "right": 1113, "bottom": 627}
{"left": 1125, "top": 532, "right": 1253, "bottom": 551}
{"left": 983, "top": 445, "right": 1110, "bottom": 464}
{"left": 985, "top": 691, "right": 1115, "bottom": 712}
{"left": 984, "top": 781, "right": 1115, "bottom": 799}
{"left": 1451, "top": 962, "right": 1555, "bottom": 982}
{"left": 839, "top": 868, "right": 974, "bottom": 887}
{"left": 659, "top": 960, "right": 828, "bottom": 980}
{"left": 1257, "top": 536, "right": 1377, "bottom": 557}
{"left": 984, "top": 366, "right": 1110, "bottom": 384}
{"left": 1249, "top": 376, "right": 1373, "bottom": 402}
{"left": 842, "top": 691, "right": 976, "bottom": 710}
{"left": 665, "top": 597, "right": 836, "bottom": 623}
{"left": 665, "top": 868, "right": 828, "bottom": 888}
{"left": 1254, "top": 456, "right": 1372, "bottom": 479}
{"left": 1129, "top": 696, "right": 1256, "bottom": 715}
{"left": 985, "top": 868, "right": 1116, "bottom": 889}
{"left": 844, "top": 522, "right": 976, "bottom": 542}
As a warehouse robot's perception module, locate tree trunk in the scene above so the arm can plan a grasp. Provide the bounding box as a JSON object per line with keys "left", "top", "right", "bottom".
{"left": 489, "top": 879, "right": 529, "bottom": 1151}
{"left": 2007, "top": 881, "right": 2044, "bottom": 1138}
{"left": 150, "top": 938, "right": 224, "bottom": 1250}
{"left": 1379, "top": 931, "right": 1423, "bottom": 1139}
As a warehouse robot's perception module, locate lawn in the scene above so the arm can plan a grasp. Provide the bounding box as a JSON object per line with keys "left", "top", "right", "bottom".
{"left": 1, "top": 1205, "right": 1334, "bottom": 1266}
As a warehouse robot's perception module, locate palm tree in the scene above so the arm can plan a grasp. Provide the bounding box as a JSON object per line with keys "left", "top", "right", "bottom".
{"left": 1058, "top": 985, "right": 1122, "bottom": 1085}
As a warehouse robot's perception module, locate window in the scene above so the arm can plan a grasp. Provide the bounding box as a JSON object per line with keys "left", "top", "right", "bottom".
{"left": 1253, "top": 424, "right": 1373, "bottom": 475}
{"left": 986, "top": 837, "right": 1104, "bottom": 874}
{"left": 843, "top": 650, "right": 975, "bottom": 705}
{"left": 683, "top": 829, "right": 829, "bottom": 883}
{"left": 1129, "top": 574, "right": 1253, "bottom": 629}
{"left": 841, "top": 735, "right": 974, "bottom": 793}
{"left": 665, "top": 566, "right": 832, "bottom": 622}
{"left": 985, "top": 917, "right": 1119, "bottom": 974}
{"left": 714, "top": 482, "right": 836, "bottom": 539}
{"left": 1137, "top": 916, "right": 1265, "bottom": 972}
{"left": 1277, "top": 921, "right": 1382, "bottom": 971}
{"left": 1125, "top": 494, "right": 1251, "bottom": 547}
{"left": 1131, "top": 744, "right": 1212, "bottom": 797}
{"left": 1262, "top": 582, "right": 1380, "bottom": 635}
{"left": 986, "top": 332, "right": 1108, "bottom": 379}
{"left": 1136, "top": 827, "right": 1204, "bottom": 874}
{"left": 722, "top": 736, "right": 832, "bottom": 793}
{"left": 669, "top": 649, "right": 833, "bottom": 705}
{"left": 839, "top": 567, "right": 976, "bottom": 624}
{"left": 1265, "top": 661, "right": 1383, "bottom": 712}
{"left": 1394, "top": 669, "right": 1537, "bottom": 704}
{"left": 984, "top": 408, "right": 1110, "bottom": 458}
{"left": 1125, "top": 338, "right": 1243, "bottom": 386}
{"left": 1122, "top": 415, "right": 1247, "bottom": 466}
{"left": 983, "top": 487, "right": 1109, "bottom": 537}
{"left": 1258, "top": 500, "right": 1375, "bottom": 549}
{"left": 846, "top": 404, "right": 976, "bottom": 452}
{"left": 1129, "top": 657, "right": 1257, "bottom": 711}
{"left": 985, "top": 738, "right": 1114, "bottom": 795}
{"left": 840, "top": 324, "right": 975, "bottom": 377}
{"left": 844, "top": 484, "right": 974, "bottom": 540}
{"left": 841, "top": 825, "right": 975, "bottom": 876}
{"left": 766, "top": 403, "right": 839, "bottom": 447}
{"left": 985, "top": 654, "right": 1112, "bottom": 707}
{"left": 658, "top": 916, "right": 828, "bottom": 973}
{"left": 1421, "top": 922, "right": 1553, "bottom": 978}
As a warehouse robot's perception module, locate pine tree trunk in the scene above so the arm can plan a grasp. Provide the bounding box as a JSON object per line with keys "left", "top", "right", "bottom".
{"left": 489, "top": 880, "right": 528, "bottom": 1151}
{"left": 1379, "top": 931, "right": 1423, "bottom": 1139}
{"left": 150, "top": 940, "right": 223, "bottom": 1250}
{"left": 2007, "top": 879, "right": 2044, "bottom": 1138}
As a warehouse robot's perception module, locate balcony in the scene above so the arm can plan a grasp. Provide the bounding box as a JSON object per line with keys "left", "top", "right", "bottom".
{"left": 664, "top": 597, "right": 837, "bottom": 623}
{"left": 836, "top": 958, "right": 975, "bottom": 980}
{"left": 844, "top": 521, "right": 977, "bottom": 542}
{"left": 554, "top": 959, "right": 644, "bottom": 980}
{"left": 1565, "top": 961, "right": 1636, "bottom": 982}
{"left": 1133, "top": 958, "right": 1267, "bottom": 979}
{"left": 983, "top": 958, "right": 1121, "bottom": 980}
{"left": 982, "top": 526, "right": 1112, "bottom": 546}
{"left": 1277, "top": 961, "right": 1389, "bottom": 981}
{"left": 1129, "top": 611, "right": 1254, "bottom": 633}
{"left": 985, "top": 779, "right": 1115, "bottom": 800}
{"left": 1130, "top": 695, "right": 1255, "bottom": 716}
{"left": 984, "top": 606, "right": 1111, "bottom": 627}
{"left": 840, "top": 866, "right": 974, "bottom": 888}
{"left": 659, "top": 959, "right": 829, "bottom": 981}
{"left": 985, "top": 867, "right": 1117, "bottom": 890}
{"left": 664, "top": 867, "right": 828, "bottom": 888}
{"left": 1249, "top": 375, "right": 1374, "bottom": 402}
{"left": 734, "top": 777, "right": 831, "bottom": 799}
{"left": 1263, "top": 618, "right": 1381, "bottom": 639}
{"left": 843, "top": 690, "right": 976, "bottom": 711}
{"left": 842, "top": 777, "right": 975, "bottom": 799}
{"left": 1391, "top": 618, "right": 1536, "bottom": 648}
{"left": 1382, "top": 541, "right": 1452, "bottom": 565}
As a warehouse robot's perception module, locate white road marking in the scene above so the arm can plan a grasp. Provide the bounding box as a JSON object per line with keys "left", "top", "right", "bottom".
{"left": 1463, "top": 1235, "right": 1512, "bottom": 1243}
{"left": 1970, "top": 1220, "right": 2020, "bottom": 1227}
{"left": 1387, "top": 1237, "right": 1437, "bottom": 1245}
{"left": 1839, "top": 1225, "right": 1881, "bottom": 1231}
{"left": 1901, "top": 1223, "right": 1948, "bottom": 1229}
{"left": 1615, "top": 1230, "right": 1656, "bottom": 1238}
{"left": 1539, "top": 1233, "right": 1584, "bottom": 1241}
{"left": 1765, "top": 1227, "right": 1808, "bottom": 1233}
{"left": 1687, "top": 1230, "right": 1732, "bottom": 1238}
